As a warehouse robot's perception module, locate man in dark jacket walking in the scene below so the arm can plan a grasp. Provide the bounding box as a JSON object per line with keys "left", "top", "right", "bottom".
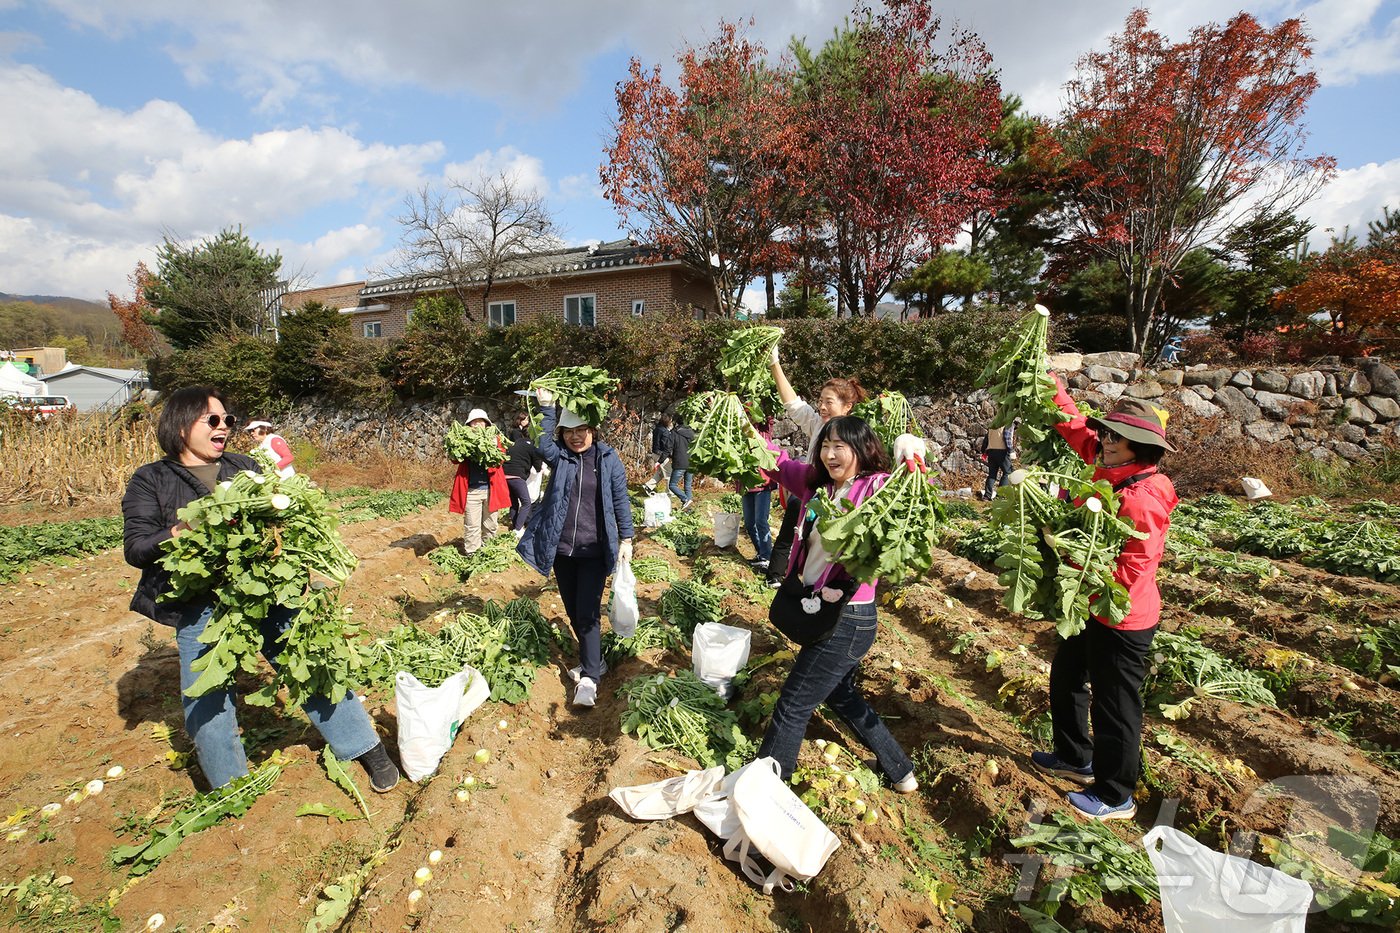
{"left": 666, "top": 418, "right": 696, "bottom": 510}
{"left": 504, "top": 412, "right": 546, "bottom": 538}
{"left": 644, "top": 414, "right": 672, "bottom": 493}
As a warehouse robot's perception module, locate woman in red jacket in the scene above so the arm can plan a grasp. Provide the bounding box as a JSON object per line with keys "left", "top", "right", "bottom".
{"left": 1031, "top": 379, "right": 1179, "bottom": 821}
{"left": 448, "top": 408, "right": 511, "bottom": 554}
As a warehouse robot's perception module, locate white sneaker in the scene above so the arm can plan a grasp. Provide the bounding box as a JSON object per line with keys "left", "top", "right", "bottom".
{"left": 513, "top": 528, "right": 524, "bottom": 541}
{"left": 893, "top": 772, "right": 919, "bottom": 794}
{"left": 568, "top": 662, "right": 608, "bottom": 683}
{"left": 573, "top": 677, "right": 597, "bottom": 707}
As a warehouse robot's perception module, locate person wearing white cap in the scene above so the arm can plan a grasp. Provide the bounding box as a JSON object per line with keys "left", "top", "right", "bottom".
{"left": 245, "top": 420, "right": 295, "bottom": 479}
{"left": 448, "top": 408, "right": 511, "bottom": 554}
{"left": 516, "top": 388, "right": 633, "bottom": 708}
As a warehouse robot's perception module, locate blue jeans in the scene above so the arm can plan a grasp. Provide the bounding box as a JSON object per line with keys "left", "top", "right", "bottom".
{"left": 758, "top": 603, "right": 913, "bottom": 783}
{"left": 668, "top": 469, "right": 693, "bottom": 505}
{"left": 506, "top": 475, "right": 532, "bottom": 530}
{"left": 742, "top": 489, "right": 773, "bottom": 561}
{"left": 554, "top": 554, "right": 608, "bottom": 681}
{"left": 176, "top": 603, "right": 380, "bottom": 789}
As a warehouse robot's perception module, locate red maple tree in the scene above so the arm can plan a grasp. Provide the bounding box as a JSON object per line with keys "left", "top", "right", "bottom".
{"left": 792, "top": 0, "right": 1001, "bottom": 315}
{"left": 601, "top": 22, "right": 812, "bottom": 316}
{"left": 106, "top": 262, "right": 161, "bottom": 356}
{"left": 1274, "top": 243, "right": 1400, "bottom": 334}
{"left": 1057, "top": 9, "right": 1334, "bottom": 354}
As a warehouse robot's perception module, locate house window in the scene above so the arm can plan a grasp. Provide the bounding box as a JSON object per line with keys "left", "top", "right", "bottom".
{"left": 632, "top": 299, "right": 645, "bottom": 317}
{"left": 564, "top": 294, "right": 596, "bottom": 327}
{"left": 405, "top": 308, "right": 414, "bottom": 327}
{"left": 489, "top": 301, "right": 517, "bottom": 327}
{"left": 362, "top": 321, "right": 382, "bottom": 338}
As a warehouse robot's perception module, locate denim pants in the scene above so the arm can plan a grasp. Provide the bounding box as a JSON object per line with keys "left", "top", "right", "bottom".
{"left": 554, "top": 554, "right": 609, "bottom": 682}
{"left": 175, "top": 603, "right": 380, "bottom": 789}
{"left": 758, "top": 602, "right": 913, "bottom": 783}
{"left": 741, "top": 489, "right": 773, "bottom": 561}
{"left": 1049, "top": 621, "right": 1157, "bottom": 806}
{"left": 506, "top": 476, "right": 532, "bottom": 530}
{"left": 668, "top": 469, "right": 693, "bottom": 505}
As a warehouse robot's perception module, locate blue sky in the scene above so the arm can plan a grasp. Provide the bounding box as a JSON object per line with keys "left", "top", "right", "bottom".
{"left": 2, "top": 0, "right": 1397, "bottom": 305}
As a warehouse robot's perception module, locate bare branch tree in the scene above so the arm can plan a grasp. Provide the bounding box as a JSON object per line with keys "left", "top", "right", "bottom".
{"left": 385, "top": 172, "right": 560, "bottom": 320}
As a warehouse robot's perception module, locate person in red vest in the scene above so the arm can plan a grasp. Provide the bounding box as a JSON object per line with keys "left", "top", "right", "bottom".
{"left": 245, "top": 420, "right": 295, "bottom": 478}
{"left": 449, "top": 408, "right": 510, "bottom": 554}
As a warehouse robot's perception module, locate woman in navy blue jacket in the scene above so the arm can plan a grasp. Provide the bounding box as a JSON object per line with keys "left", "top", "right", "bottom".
{"left": 517, "top": 389, "right": 633, "bottom": 708}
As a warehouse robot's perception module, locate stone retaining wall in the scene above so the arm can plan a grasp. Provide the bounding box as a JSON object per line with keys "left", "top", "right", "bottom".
{"left": 278, "top": 354, "right": 1400, "bottom": 477}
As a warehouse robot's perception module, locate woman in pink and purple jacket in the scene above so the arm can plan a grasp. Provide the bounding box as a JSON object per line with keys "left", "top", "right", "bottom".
{"left": 758, "top": 415, "right": 923, "bottom": 794}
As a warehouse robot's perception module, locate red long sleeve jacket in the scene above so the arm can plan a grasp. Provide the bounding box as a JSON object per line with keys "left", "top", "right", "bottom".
{"left": 1053, "top": 381, "right": 1179, "bottom": 632}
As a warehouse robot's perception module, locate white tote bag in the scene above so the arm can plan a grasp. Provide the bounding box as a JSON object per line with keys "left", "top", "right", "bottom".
{"left": 608, "top": 766, "right": 726, "bottom": 820}
{"left": 609, "top": 562, "right": 640, "bottom": 638}
{"left": 692, "top": 623, "right": 751, "bottom": 699}
{"left": 1142, "top": 825, "right": 1313, "bottom": 933}
{"left": 724, "top": 757, "right": 840, "bottom": 894}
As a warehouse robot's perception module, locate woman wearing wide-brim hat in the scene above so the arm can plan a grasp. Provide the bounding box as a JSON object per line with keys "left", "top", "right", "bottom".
{"left": 1030, "top": 378, "right": 1179, "bottom": 822}
{"left": 448, "top": 407, "right": 511, "bottom": 554}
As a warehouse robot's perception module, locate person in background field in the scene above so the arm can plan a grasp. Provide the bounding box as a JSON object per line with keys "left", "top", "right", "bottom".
{"left": 740, "top": 415, "right": 778, "bottom": 575}
{"left": 448, "top": 408, "right": 510, "bottom": 554}
{"left": 759, "top": 416, "right": 925, "bottom": 793}
{"left": 245, "top": 420, "right": 295, "bottom": 478}
{"left": 1030, "top": 371, "right": 1179, "bottom": 821}
{"left": 504, "top": 410, "right": 546, "bottom": 541}
{"left": 666, "top": 415, "right": 696, "bottom": 511}
{"left": 644, "top": 413, "right": 673, "bottom": 493}
{"left": 980, "top": 418, "right": 1017, "bottom": 501}
{"left": 765, "top": 341, "right": 868, "bottom": 587}
{"left": 122, "top": 386, "right": 399, "bottom": 793}
{"left": 517, "top": 389, "right": 634, "bottom": 708}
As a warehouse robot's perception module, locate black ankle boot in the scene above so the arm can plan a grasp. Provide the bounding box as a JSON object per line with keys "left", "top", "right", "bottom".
{"left": 357, "top": 742, "right": 400, "bottom": 792}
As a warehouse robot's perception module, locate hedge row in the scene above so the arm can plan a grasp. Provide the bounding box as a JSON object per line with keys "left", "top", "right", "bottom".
{"left": 149, "top": 310, "right": 1019, "bottom": 415}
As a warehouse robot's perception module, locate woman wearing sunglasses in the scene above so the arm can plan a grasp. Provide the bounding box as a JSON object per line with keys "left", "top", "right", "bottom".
{"left": 122, "top": 386, "right": 399, "bottom": 794}
{"left": 1030, "top": 373, "right": 1179, "bottom": 821}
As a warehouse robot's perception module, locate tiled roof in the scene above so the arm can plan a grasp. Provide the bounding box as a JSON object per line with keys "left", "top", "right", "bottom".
{"left": 361, "top": 238, "right": 673, "bottom": 298}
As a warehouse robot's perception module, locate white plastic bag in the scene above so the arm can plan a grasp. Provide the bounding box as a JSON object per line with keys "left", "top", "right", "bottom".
{"left": 609, "top": 562, "right": 639, "bottom": 638}
{"left": 526, "top": 466, "right": 544, "bottom": 502}
{"left": 394, "top": 665, "right": 489, "bottom": 782}
{"left": 608, "top": 766, "right": 726, "bottom": 820}
{"left": 643, "top": 492, "right": 672, "bottom": 528}
{"left": 1142, "top": 825, "right": 1313, "bottom": 933}
{"left": 712, "top": 511, "right": 741, "bottom": 548}
{"left": 1241, "top": 476, "right": 1272, "bottom": 500}
{"left": 696, "top": 758, "right": 839, "bottom": 894}
{"left": 692, "top": 623, "right": 751, "bottom": 699}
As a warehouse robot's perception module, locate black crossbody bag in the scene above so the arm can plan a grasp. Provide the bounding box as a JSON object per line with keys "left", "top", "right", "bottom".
{"left": 768, "top": 512, "right": 859, "bottom": 647}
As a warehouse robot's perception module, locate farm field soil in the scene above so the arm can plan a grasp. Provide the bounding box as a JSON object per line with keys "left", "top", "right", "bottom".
{"left": 2, "top": 492, "right": 1398, "bottom": 931}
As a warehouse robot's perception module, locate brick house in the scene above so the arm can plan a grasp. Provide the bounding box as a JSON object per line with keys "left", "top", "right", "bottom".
{"left": 280, "top": 239, "right": 717, "bottom": 339}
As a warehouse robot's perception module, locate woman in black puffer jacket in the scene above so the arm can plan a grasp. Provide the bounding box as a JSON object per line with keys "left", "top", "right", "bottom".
{"left": 122, "top": 386, "right": 398, "bottom": 793}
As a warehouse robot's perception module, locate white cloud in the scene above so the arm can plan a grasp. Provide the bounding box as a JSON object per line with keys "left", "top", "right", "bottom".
{"left": 443, "top": 146, "right": 550, "bottom": 196}
{"left": 1297, "top": 158, "right": 1400, "bottom": 241}
{"left": 0, "top": 61, "right": 442, "bottom": 297}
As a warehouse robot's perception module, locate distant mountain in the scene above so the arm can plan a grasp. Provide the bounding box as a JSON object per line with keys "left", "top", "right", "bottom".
{"left": 0, "top": 292, "right": 129, "bottom": 355}
{"left": 0, "top": 293, "right": 109, "bottom": 314}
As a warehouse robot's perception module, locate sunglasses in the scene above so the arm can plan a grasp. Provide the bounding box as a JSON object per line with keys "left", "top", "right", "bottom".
{"left": 1095, "top": 426, "right": 1124, "bottom": 443}
{"left": 200, "top": 414, "right": 239, "bottom": 430}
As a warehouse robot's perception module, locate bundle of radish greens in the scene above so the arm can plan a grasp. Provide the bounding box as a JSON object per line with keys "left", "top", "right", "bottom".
{"left": 443, "top": 422, "right": 507, "bottom": 464}
{"left": 977, "top": 305, "right": 1080, "bottom": 473}
{"left": 718, "top": 326, "right": 783, "bottom": 418}
{"left": 684, "top": 389, "right": 777, "bottom": 489}
{"left": 160, "top": 465, "right": 367, "bottom": 709}
{"left": 808, "top": 458, "right": 946, "bottom": 584}
{"left": 529, "top": 366, "right": 618, "bottom": 427}
{"left": 851, "top": 390, "right": 921, "bottom": 454}
{"left": 988, "top": 467, "right": 1146, "bottom": 638}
